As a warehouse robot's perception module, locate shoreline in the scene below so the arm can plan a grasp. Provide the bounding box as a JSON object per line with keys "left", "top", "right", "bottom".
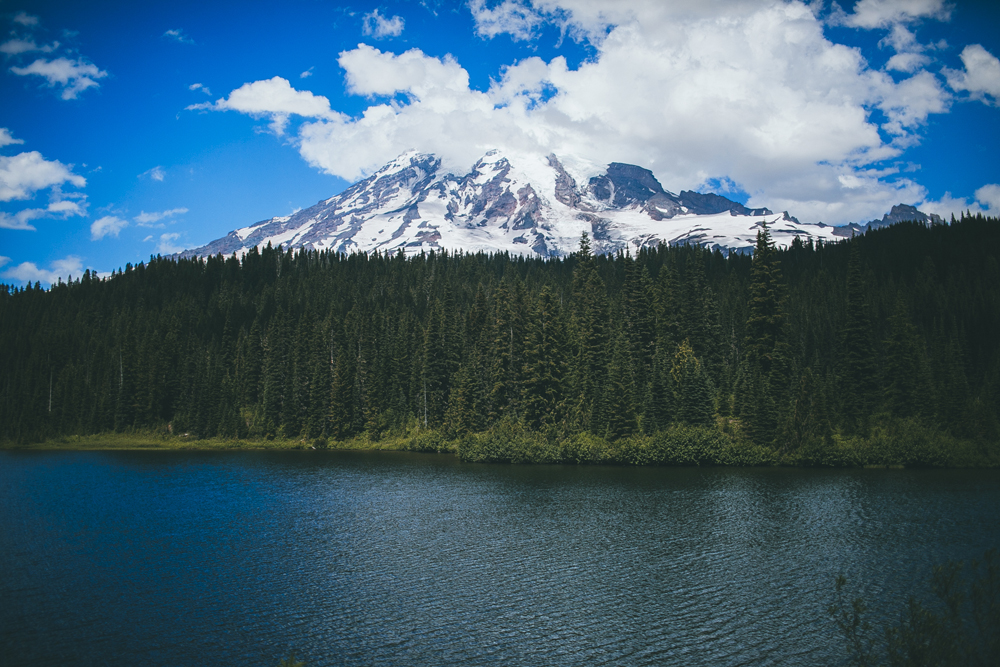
{"left": 0, "top": 432, "right": 418, "bottom": 453}
{"left": 2, "top": 431, "right": 995, "bottom": 470}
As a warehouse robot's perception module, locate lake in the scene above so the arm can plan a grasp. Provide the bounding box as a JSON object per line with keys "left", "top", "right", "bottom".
{"left": 1, "top": 450, "right": 998, "bottom": 666}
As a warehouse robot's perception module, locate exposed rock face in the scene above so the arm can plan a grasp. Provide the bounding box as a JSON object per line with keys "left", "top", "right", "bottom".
{"left": 869, "top": 204, "right": 945, "bottom": 229}
{"left": 176, "top": 150, "right": 941, "bottom": 259}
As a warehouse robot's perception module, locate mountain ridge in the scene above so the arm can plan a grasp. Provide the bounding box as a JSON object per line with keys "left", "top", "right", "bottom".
{"left": 176, "top": 150, "right": 938, "bottom": 259}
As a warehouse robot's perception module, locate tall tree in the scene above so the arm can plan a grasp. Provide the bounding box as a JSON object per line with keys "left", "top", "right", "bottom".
{"left": 839, "top": 243, "right": 879, "bottom": 426}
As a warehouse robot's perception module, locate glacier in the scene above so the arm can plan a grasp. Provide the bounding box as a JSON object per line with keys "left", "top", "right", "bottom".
{"left": 176, "top": 150, "right": 924, "bottom": 259}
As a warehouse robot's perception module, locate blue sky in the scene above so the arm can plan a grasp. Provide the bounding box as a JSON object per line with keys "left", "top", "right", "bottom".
{"left": 2, "top": 0, "right": 999, "bottom": 285}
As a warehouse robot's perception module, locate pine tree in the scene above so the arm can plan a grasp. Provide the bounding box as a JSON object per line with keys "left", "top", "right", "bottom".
{"left": 522, "top": 286, "right": 568, "bottom": 430}
{"left": 777, "top": 367, "right": 834, "bottom": 459}
{"left": 743, "top": 225, "right": 786, "bottom": 376}
{"left": 839, "top": 244, "right": 878, "bottom": 426}
{"left": 670, "top": 340, "right": 715, "bottom": 426}
{"left": 328, "top": 348, "right": 354, "bottom": 440}
{"left": 604, "top": 329, "right": 638, "bottom": 439}
{"left": 570, "top": 237, "right": 610, "bottom": 432}
{"left": 421, "top": 299, "right": 450, "bottom": 428}
{"left": 261, "top": 313, "right": 289, "bottom": 437}
{"left": 882, "top": 297, "right": 932, "bottom": 419}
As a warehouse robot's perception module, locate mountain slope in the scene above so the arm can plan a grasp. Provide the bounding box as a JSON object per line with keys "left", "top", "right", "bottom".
{"left": 177, "top": 150, "right": 881, "bottom": 258}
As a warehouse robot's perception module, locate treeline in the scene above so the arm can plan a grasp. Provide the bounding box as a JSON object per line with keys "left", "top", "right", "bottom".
{"left": 2, "top": 213, "right": 999, "bottom": 466}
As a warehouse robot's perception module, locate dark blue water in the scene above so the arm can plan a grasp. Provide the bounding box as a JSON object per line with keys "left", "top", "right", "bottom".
{"left": 1, "top": 451, "right": 998, "bottom": 666}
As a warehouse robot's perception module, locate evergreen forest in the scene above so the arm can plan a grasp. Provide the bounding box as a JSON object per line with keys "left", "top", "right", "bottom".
{"left": 2, "top": 214, "right": 999, "bottom": 467}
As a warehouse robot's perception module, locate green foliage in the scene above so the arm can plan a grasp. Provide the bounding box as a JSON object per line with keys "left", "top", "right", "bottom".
{"left": 2, "top": 215, "right": 999, "bottom": 466}
{"left": 830, "top": 550, "right": 1000, "bottom": 667}
{"left": 277, "top": 651, "right": 306, "bottom": 667}
{"left": 406, "top": 429, "right": 452, "bottom": 454}
{"left": 670, "top": 340, "right": 715, "bottom": 427}
{"left": 458, "top": 418, "right": 558, "bottom": 464}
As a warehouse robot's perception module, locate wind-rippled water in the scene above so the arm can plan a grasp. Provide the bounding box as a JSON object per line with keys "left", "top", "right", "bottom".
{"left": 1, "top": 451, "right": 998, "bottom": 666}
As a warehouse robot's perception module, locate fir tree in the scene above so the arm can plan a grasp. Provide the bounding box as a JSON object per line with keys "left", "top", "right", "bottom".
{"left": 839, "top": 244, "right": 879, "bottom": 426}
{"left": 670, "top": 340, "right": 715, "bottom": 427}
{"left": 522, "top": 286, "right": 568, "bottom": 430}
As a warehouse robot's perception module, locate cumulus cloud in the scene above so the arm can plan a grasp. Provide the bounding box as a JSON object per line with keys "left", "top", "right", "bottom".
{"left": 163, "top": 29, "right": 194, "bottom": 44}
{"left": 187, "top": 76, "right": 341, "bottom": 134}
{"left": 831, "top": 0, "right": 952, "bottom": 29}
{"left": 470, "top": 0, "right": 545, "bottom": 41}
{"left": 13, "top": 12, "right": 39, "bottom": 27}
{"left": 135, "top": 207, "right": 188, "bottom": 226}
{"left": 9, "top": 57, "right": 109, "bottom": 100}
{"left": 301, "top": 67, "right": 314, "bottom": 79}
{"left": 0, "top": 140, "right": 88, "bottom": 229}
{"left": 0, "top": 150, "right": 86, "bottom": 201}
{"left": 915, "top": 182, "right": 1000, "bottom": 219}
{"left": 2, "top": 255, "right": 84, "bottom": 285}
{"left": 944, "top": 44, "right": 1000, "bottom": 104}
{"left": 140, "top": 166, "right": 166, "bottom": 181}
{"left": 975, "top": 183, "right": 1000, "bottom": 211}
{"left": 0, "top": 200, "right": 85, "bottom": 231}
{"left": 204, "top": 0, "right": 973, "bottom": 224}
{"left": 0, "top": 37, "right": 58, "bottom": 55}
{"left": 90, "top": 215, "right": 128, "bottom": 240}
{"left": 362, "top": 9, "right": 405, "bottom": 39}
{"left": 917, "top": 191, "right": 982, "bottom": 219}
{"left": 0, "top": 256, "right": 9, "bottom": 268}
{"left": 189, "top": 82, "right": 211, "bottom": 95}
{"left": 0, "top": 127, "right": 24, "bottom": 148}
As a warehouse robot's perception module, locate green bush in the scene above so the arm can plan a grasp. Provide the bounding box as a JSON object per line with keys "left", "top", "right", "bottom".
{"left": 559, "top": 431, "right": 613, "bottom": 464}
{"left": 458, "top": 419, "right": 559, "bottom": 463}
{"left": 406, "top": 430, "right": 450, "bottom": 453}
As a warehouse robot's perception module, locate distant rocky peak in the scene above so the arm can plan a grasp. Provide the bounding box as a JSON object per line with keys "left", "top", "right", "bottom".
{"left": 177, "top": 149, "right": 928, "bottom": 261}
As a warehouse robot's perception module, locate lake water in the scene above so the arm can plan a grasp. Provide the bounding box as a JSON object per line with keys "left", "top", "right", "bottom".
{"left": 1, "top": 450, "right": 998, "bottom": 666}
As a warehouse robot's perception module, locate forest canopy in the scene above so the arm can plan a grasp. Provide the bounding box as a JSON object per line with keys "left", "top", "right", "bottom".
{"left": 2, "top": 214, "right": 998, "bottom": 467}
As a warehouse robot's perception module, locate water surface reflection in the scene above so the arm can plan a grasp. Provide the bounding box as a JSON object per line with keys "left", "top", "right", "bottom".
{"left": 1, "top": 451, "right": 997, "bottom": 666}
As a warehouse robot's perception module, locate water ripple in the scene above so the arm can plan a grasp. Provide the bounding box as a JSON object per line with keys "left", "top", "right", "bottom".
{"left": 1, "top": 452, "right": 999, "bottom": 666}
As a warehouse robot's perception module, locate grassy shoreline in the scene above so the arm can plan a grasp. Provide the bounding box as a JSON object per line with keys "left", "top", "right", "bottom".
{"left": 3, "top": 421, "right": 997, "bottom": 469}
{"left": 0, "top": 432, "right": 418, "bottom": 452}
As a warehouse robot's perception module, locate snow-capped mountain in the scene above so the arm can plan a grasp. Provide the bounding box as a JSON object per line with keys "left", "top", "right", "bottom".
{"left": 177, "top": 150, "right": 886, "bottom": 259}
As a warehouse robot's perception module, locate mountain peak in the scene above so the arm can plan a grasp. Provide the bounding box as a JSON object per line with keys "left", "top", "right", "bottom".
{"left": 177, "top": 151, "right": 885, "bottom": 260}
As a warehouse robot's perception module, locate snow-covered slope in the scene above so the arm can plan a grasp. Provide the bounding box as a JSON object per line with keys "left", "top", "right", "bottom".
{"left": 177, "top": 150, "right": 856, "bottom": 259}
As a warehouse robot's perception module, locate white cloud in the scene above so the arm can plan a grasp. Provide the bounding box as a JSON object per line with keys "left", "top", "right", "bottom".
{"left": 0, "top": 128, "right": 24, "bottom": 148}
{"left": 975, "top": 183, "right": 1000, "bottom": 212}
{"left": 0, "top": 200, "right": 86, "bottom": 231}
{"left": 301, "top": 67, "right": 314, "bottom": 79}
{"left": 0, "top": 151, "right": 86, "bottom": 201}
{"left": 917, "top": 191, "right": 982, "bottom": 219}
{"left": 362, "top": 9, "right": 405, "bottom": 39}
{"left": 189, "top": 82, "right": 211, "bottom": 95}
{"left": 208, "top": 0, "right": 968, "bottom": 225}
{"left": 944, "top": 44, "right": 1000, "bottom": 105}
{"left": 2, "top": 255, "right": 84, "bottom": 285}
{"left": 135, "top": 207, "right": 188, "bottom": 226}
{"left": 188, "top": 76, "right": 341, "bottom": 134}
{"left": 163, "top": 29, "right": 194, "bottom": 44}
{"left": 140, "top": 166, "right": 166, "bottom": 181}
{"left": 9, "top": 57, "right": 109, "bottom": 100}
{"left": 831, "top": 0, "right": 952, "bottom": 29}
{"left": 90, "top": 215, "right": 128, "bottom": 240}
{"left": 885, "top": 52, "right": 930, "bottom": 73}
{"left": 0, "top": 256, "right": 9, "bottom": 268}
{"left": 0, "top": 209, "right": 41, "bottom": 230}
{"left": 156, "top": 233, "right": 183, "bottom": 254}
{"left": 469, "top": 0, "right": 544, "bottom": 41}
{"left": 13, "top": 12, "right": 39, "bottom": 27}
{"left": 339, "top": 44, "right": 471, "bottom": 98}
{"left": 0, "top": 38, "right": 58, "bottom": 55}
